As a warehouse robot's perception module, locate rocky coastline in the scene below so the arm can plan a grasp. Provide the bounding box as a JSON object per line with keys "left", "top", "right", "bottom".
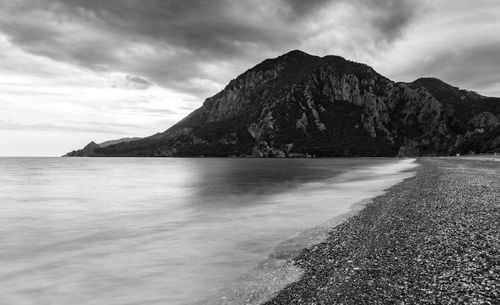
{"left": 262, "top": 156, "right": 499, "bottom": 304}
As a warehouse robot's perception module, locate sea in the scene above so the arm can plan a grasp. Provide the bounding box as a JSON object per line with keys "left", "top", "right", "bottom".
{"left": 0, "top": 157, "right": 418, "bottom": 305}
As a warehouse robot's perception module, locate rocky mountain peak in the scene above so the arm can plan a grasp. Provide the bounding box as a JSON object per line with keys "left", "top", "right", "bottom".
{"left": 84, "top": 141, "right": 100, "bottom": 149}
{"left": 281, "top": 49, "right": 313, "bottom": 58}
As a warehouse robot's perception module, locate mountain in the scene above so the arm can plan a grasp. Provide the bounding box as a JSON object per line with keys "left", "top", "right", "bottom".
{"left": 64, "top": 137, "right": 141, "bottom": 156}
{"left": 65, "top": 50, "right": 500, "bottom": 157}
{"left": 98, "top": 137, "right": 142, "bottom": 148}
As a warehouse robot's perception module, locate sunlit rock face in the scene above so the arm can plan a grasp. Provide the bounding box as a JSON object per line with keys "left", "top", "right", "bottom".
{"left": 67, "top": 50, "right": 500, "bottom": 157}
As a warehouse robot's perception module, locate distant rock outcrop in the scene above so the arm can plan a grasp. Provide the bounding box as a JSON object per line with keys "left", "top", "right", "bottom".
{"left": 65, "top": 50, "right": 500, "bottom": 157}
{"left": 64, "top": 137, "right": 141, "bottom": 157}
{"left": 64, "top": 141, "right": 100, "bottom": 157}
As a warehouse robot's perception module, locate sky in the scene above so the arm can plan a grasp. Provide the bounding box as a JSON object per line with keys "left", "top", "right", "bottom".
{"left": 1, "top": 0, "right": 500, "bottom": 156}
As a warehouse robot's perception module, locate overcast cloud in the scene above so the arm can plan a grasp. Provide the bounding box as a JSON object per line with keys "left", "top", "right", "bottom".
{"left": 0, "top": 0, "right": 499, "bottom": 155}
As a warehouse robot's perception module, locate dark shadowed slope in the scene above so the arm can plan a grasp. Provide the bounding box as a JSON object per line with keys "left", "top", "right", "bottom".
{"left": 66, "top": 50, "right": 500, "bottom": 157}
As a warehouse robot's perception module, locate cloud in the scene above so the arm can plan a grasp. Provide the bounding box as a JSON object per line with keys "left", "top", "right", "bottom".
{"left": 125, "top": 75, "right": 153, "bottom": 90}
{"left": 0, "top": 0, "right": 424, "bottom": 99}
{"left": 364, "top": 0, "right": 422, "bottom": 43}
{"left": 0, "top": 120, "right": 133, "bottom": 135}
{"left": 282, "top": 0, "right": 331, "bottom": 15}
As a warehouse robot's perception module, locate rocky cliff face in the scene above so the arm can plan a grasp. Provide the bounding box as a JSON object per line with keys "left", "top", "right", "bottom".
{"left": 66, "top": 50, "right": 500, "bottom": 157}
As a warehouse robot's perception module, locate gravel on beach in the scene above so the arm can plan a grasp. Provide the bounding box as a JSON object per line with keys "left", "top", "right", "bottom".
{"left": 263, "top": 157, "right": 500, "bottom": 305}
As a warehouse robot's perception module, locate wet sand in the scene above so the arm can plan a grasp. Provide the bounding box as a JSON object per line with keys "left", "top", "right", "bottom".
{"left": 263, "top": 156, "right": 500, "bottom": 305}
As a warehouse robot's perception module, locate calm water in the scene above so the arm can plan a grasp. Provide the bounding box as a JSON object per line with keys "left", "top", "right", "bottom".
{"left": 0, "top": 158, "right": 417, "bottom": 305}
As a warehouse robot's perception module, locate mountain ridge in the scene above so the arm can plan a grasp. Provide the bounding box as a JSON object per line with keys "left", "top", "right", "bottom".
{"left": 65, "top": 50, "right": 500, "bottom": 157}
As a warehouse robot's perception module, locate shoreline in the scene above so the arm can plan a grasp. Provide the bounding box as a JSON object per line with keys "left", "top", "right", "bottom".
{"left": 195, "top": 159, "right": 418, "bottom": 305}
{"left": 195, "top": 198, "right": 377, "bottom": 305}
{"left": 262, "top": 156, "right": 499, "bottom": 304}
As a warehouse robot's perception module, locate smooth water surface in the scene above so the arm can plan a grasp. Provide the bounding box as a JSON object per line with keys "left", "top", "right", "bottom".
{"left": 0, "top": 158, "right": 417, "bottom": 305}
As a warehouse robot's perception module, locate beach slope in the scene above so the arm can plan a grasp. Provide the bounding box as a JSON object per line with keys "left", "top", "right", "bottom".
{"left": 264, "top": 157, "right": 499, "bottom": 304}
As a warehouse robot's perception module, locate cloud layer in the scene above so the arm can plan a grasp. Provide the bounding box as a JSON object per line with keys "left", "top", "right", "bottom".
{"left": 0, "top": 0, "right": 423, "bottom": 96}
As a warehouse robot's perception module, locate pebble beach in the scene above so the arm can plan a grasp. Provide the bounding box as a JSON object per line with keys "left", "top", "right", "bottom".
{"left": 263, "top": 157, "right": 500, "bottom": 305}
